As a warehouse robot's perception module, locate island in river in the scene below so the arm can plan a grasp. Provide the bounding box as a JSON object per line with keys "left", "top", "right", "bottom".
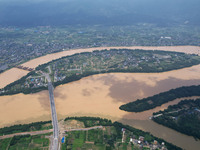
{"left": 120, "top": 85, "right": 200, "bottom": 112}
{"left": 1, "top": 46, "right": 200, "bottom": 89}
{"left": 1, "top": 49, "right": 200, "bottom": 96}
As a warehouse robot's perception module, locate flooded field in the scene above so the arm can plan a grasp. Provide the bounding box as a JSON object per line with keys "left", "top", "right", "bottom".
{"left": 0, "top": 46, "right": 200, "bottom": 149}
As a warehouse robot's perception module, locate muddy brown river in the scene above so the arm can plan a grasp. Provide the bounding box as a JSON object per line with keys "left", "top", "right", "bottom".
{"left": 0, "top": 46, "right": 200, "bottom": 150}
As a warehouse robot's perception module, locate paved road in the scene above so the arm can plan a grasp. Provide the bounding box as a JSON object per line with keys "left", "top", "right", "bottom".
{"left": 45, "top": 73, "right": 59, "bottom": 150}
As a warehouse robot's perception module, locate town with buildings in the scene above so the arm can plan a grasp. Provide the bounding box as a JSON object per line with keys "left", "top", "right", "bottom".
{"left": 121, "top": 128, "right": 167, "bottom": 150}
{"left": 60, "top": 118, "right": 169, "bottom": 150}
{"left": 1, "top": 25, "right": 200, "bottom": 72}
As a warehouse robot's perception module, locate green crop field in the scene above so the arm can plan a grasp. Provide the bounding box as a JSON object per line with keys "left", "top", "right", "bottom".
{"left": 0, "top": 134, "right": 50, "bottom": 150}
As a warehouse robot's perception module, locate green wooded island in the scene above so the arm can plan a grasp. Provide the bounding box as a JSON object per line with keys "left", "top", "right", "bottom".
{"left": 120, "top": 85, "right": 200, "bottom": 112}
{"left": 1, "top": 49, "right": 200, "bottom": 96}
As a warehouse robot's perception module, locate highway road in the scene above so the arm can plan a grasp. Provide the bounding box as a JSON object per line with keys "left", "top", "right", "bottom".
{"left": 45, "top": 72, "right": 59, "bottom": 150}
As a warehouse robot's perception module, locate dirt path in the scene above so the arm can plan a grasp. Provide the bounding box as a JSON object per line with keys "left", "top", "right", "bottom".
{"left": 0, "top": 125, "right": 103, "bottom": 140}
{"left": 0, "top": 129, "right": 53, "bottom": 140}
{"left": 65, "top": 126, "right": 103, "bottom": 132}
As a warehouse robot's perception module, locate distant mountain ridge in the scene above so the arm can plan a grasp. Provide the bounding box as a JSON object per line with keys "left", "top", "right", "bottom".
{"left": 0, "top": 0, "right": 200, "bottom": 27}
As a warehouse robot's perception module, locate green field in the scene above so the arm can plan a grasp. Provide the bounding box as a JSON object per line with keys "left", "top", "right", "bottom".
{"left": 0, "top": 134, "right": 50, "bottom": 150}
{"left": 62, "top": 126, "right": 166, "bottom": 150}
{"left": 61, "top": 117, "right": 180, "bottom": 150}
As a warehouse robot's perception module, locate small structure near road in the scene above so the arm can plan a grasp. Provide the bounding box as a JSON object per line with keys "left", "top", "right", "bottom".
{"left": 61, "top": 137, "right": 65, "bottom": 143}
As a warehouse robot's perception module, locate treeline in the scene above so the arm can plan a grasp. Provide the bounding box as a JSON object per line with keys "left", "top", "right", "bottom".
{"left": 0, "top": 86, "right": 48, "bottom": 96}
{"left": 120, "top": 85, "right": 200, "bottom": 112}
{"left": 0, "top": 121, "right": 51, "bottom": 136}
{"left": 64, "top": 116, "right": 112, "bottom": 127}
{"left": 153, "top": 99, "right": 200, "bottom": 139}
{"left": 64, "top": 116, "right": 181, "bottom": 150}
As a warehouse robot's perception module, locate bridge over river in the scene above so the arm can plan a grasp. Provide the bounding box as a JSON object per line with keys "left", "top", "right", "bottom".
{"left": 43, "top": 69, "right": 59, "bottom": 150}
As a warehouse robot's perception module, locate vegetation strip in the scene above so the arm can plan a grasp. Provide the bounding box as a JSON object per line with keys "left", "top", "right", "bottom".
{"left": 0, "top": 129, "right": 53, "bottom": 140}
{"left": 0, "top": 121, "right": 52, "bottom": 136}
{"left": 120, "top": 85, "right": 200, "bottom": 112}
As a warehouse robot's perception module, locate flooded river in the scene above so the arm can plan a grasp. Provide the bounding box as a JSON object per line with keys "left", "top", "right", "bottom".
{"left": 1, "top": 64, "right": 200, "bottom": 149}
{"left": 0, "top": 68, "right": 29, "bottom": 89}
{"left": 0, "top": 46, "right": 200, "bottom": 149}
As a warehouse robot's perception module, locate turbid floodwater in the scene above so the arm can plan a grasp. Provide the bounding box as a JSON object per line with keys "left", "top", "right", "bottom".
{"left": 0, "top": 46, "right": 199, "bottom": 88}
{"left": 0, "top": 91, "right": 51, "bottom": 127}
{"left": 0, "top": 46, "right": 200, "bottom": 150}
{"left": 0, "top": 68, "right": 29, "bottom": 89}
